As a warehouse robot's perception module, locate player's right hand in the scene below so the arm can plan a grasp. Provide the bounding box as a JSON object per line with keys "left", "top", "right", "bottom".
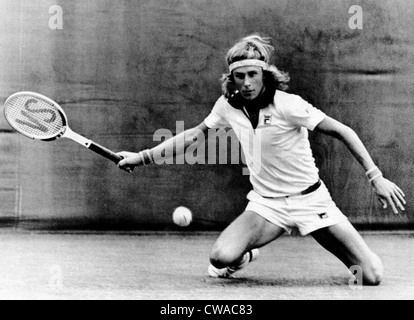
{"left": 116, "top": 151, "right": 143, "bottom": 173}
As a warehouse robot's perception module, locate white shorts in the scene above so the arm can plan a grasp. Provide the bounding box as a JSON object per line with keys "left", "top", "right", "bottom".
{"left": 245, "top": 181, "right": 348, "bottom": 236}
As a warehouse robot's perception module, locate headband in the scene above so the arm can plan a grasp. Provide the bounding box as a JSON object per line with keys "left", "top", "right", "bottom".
{"left": 229, "top": 59, "right": 269, "bottom": 73}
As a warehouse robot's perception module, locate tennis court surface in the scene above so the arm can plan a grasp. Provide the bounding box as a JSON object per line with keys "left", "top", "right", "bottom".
{"left": 0, "top": 229, "right": 413, "bottom": 300}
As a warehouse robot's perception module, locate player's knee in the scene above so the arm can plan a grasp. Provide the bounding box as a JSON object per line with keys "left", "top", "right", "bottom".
{"left": 209, "top": 246, "right": 241, "bottom": 269}
{"left": 364, "top": 268, "right": 383, "bottom": 286}
{"left": 363, "top": 256, "right": 384, "bottom": 286}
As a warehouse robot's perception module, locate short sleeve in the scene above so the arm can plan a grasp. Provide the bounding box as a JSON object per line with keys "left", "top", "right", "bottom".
{"left": 204, "top": 96, "right": 231, "bottom": 129}
{"left": 281, "top": 95, "right": 326, "bottom": 131}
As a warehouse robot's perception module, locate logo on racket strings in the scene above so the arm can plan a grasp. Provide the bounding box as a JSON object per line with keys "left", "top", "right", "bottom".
{"left": 15, "top": 99, "right": 57, "bottom": 133}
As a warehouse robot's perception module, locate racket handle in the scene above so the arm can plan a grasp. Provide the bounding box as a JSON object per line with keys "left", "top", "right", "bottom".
{"left": 88, "top": 141, "right": 123, "bottom": 165}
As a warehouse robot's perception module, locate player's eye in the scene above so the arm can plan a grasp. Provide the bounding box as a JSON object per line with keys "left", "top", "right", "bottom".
{"left": 234, "top": 74, "right": 245, "bottom": 80}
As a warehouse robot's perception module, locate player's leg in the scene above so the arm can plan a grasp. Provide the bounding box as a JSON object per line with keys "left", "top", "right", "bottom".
{"left": 209, "top": 210, "right": 285, "bottom": 269}
{"left": 311, "top": 220, "right": 383, "bottom": 285}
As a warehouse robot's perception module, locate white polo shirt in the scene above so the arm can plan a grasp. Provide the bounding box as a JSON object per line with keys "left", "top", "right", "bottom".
{"left": 204, "top": 90, "right": 326, "bottom": 197}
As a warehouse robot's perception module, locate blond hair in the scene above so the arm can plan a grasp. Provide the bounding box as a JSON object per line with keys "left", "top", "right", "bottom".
{"left": 221, "top": 34, "right": 290, "bottom": 97}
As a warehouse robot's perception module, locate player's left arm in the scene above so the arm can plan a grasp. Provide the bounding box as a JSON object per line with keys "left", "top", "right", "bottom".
{"left": 314, "top": 116, "right": 406, "bottom": 214}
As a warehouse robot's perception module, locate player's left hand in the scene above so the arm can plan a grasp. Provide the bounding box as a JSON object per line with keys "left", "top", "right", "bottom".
{"left": 371, "top": 177, "right": 406, "bottom": 214}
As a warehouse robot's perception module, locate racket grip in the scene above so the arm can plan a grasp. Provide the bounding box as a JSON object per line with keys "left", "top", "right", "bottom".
{"left": 88, "top": 141, "right": 123, "bottom": 165}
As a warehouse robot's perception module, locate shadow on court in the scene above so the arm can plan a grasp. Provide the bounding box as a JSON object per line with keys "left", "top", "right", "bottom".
{"left": 0, "top": 229, "right": 413, "bottom": 300}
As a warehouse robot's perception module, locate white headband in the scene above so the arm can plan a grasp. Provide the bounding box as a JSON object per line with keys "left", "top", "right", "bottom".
{"left": 229, "top": 59, "right": 269, "bottom": 73}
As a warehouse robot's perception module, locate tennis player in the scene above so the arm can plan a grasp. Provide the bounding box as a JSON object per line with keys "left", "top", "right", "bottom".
{"left": 118, "top": 35, "right": 406, "bottom": 285}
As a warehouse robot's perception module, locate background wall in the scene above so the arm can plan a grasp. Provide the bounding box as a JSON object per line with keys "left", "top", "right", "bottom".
{"left": 0, "top": 0, "right": 413, "bottom": 230}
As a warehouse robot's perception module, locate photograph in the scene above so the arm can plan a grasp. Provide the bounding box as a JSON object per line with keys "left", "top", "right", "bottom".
{"left": 0, "top": 0, "right": 413, "bottom": 305}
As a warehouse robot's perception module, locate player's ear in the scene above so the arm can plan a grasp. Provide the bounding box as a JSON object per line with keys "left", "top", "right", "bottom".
{"left": 221, "top": 72, "right": 236, "bottom": 98}
{"left": 227, "top": 72, "right": 235, "bottom": 84}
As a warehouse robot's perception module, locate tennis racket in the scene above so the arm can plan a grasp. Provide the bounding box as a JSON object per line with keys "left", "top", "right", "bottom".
{"left": 3, "top": 91, "right": 123, "bottom": 165}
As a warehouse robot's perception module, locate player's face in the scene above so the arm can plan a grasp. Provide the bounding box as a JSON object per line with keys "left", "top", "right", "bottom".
{"left": 233, "top": 66, "right": 264, "bottom": 101}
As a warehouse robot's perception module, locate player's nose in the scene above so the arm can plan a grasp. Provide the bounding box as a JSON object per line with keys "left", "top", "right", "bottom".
{"left": 243, "top": 80, "right": 252, "bottom": 88}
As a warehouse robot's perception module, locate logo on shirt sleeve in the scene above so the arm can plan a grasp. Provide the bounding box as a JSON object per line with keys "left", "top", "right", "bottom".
{"left": 318, "top": 212, "right": 329, "bottom": 219}
{"left": 264, "top": 115, "right": 272, "bottom": 125}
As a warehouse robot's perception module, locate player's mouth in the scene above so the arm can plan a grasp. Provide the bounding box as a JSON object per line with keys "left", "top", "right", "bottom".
{"left": 242, "top": 90, "right": 257, "bottom": 100}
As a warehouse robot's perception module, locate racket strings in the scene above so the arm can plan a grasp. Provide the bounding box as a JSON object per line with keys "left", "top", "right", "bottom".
{"left": 5, "top": 96, "right": 65, "bottom": 139}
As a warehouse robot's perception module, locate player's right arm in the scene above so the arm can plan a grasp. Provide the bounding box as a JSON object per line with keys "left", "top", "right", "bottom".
{"left": 117, "top": 121, "right": 209, "bottom": 171}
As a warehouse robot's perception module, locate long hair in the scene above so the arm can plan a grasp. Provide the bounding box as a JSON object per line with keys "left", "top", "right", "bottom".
{"left": 221, "top": 34, "right": 290, "bottom": 98}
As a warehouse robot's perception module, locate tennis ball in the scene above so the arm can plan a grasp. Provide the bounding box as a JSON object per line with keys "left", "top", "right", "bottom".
{"left": 172, "top": 206, "right": 192, "bottom": 227}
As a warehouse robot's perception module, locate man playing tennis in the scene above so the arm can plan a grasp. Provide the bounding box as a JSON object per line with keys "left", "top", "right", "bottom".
{"left": 118, "top": 35, "right": 406, "bottom": 285}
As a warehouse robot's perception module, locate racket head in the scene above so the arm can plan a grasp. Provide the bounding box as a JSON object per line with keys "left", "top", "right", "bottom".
{"left": 4, "top": 92, "right": 68, "bottom": 141}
